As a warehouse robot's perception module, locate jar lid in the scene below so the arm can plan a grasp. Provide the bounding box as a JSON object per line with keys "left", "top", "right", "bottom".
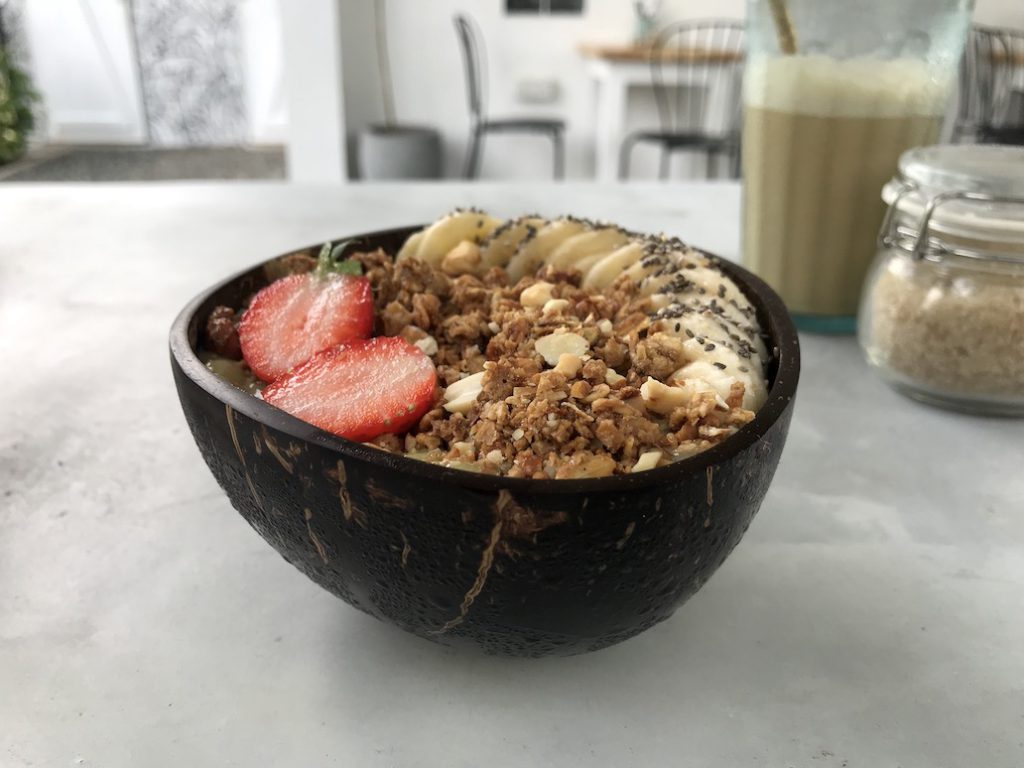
{"left": 900, "top": 144, "right": 1024, "bottom": 198}
{"left": 882, "top": 145, "right": 1024, "bottom": 256}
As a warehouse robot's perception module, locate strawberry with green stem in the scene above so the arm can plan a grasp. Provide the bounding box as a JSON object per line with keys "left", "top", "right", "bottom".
{"left": 240, "top": 242, "right": 374, "bottom": 382}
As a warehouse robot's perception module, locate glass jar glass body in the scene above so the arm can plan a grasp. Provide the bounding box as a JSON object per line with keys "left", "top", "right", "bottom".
{"left": 859, "top": 246, "right": 1024, "bottom": 415}
{"left": 742, "top": 0, "right": 973, "bottom": 333}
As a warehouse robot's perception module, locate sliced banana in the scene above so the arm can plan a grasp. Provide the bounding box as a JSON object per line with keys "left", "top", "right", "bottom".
{"left": 582, "top": 241, "right": 644, "bottom": 290}
{"left": 396, "top": 230, "right": 424, "bottom": 262}
{"left": 573, "top": 249, "right": 620, "bottom": 279}
{"left": 417, "top": 210, "right": 503, "bottom": 267}
{"left": 653, "top": 313, "right": 734, "bottom": 348}
{"left": 670, "top": 355, "right": 766, "bottom": 411}
{"left": 479, "top": 216, "right": 546, "bottom": 271}
{"left": 545, "top": 227, "right": 631, "bottom": 271}
{"left": 506, "top": 218, "right": 588, "bottom": 282}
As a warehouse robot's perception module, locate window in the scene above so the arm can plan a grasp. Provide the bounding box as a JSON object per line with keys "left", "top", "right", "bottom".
{"left": 506, "top": 0, "right": 584, "bottom": 14}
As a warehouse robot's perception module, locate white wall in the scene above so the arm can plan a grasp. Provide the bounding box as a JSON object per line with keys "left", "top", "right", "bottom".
{"left": 281, "top": 0, "right": 348, "bottom": 181}
{"left": 974, "top": 0, "right": 1024, "bottom": 27}
{"left": 240, "top": 0, "right": 289, "bottom": 144}
{"left": 340, "top": 0, "right": 1022, "bottom": 180}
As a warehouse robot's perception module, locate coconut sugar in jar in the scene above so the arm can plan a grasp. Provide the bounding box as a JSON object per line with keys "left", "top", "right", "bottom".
{"left": 859, "top": 145, "right": 1024, "bottom": 415}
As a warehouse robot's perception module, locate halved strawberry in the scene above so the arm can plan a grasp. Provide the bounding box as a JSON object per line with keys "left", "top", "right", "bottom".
{"left": 240, "top": 245, "right": 374, "bottom": 382}
{"left": 262, "top": 337, "right": 438, "bottom": 442}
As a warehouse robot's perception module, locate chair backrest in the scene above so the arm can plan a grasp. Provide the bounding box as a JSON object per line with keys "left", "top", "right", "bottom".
{"left": 957, "top": 25, "right": 1007, "bottom": 132}
{"left": 453, "top": 13, "right": 486, "bottom": 124}
{"left": 992, "top": 27, "right": 1024, "bottom": 129}
{"left": 649, "top": 20, "right": 746, "bottom": 137}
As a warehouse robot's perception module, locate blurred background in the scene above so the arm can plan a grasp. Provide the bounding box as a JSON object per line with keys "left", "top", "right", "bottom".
{"left": 0, "top": 0, "right": 1021, "bottom": 183}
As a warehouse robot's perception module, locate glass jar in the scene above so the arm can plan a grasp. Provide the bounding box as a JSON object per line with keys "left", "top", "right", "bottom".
{"left": 859, "top": 145, "right": 1024, "bottom": 416}
{"left": 742, "top": 0, "right": 973, "bottom": 333}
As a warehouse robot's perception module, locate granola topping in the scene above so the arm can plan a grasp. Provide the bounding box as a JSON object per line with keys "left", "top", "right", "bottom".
{"left": 352, "top": 212, "right": 769, "bottom": 477}
{"left": 205, "top": 212, "right": 771, "bottom": 478}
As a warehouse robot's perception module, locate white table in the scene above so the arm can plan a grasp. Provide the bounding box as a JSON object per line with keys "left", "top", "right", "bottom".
{"left": 2, "top": 182, "right": 1022, "bottom": 768}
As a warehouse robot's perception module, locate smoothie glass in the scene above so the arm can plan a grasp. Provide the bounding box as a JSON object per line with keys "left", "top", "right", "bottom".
{"left": 742, "top": 0, "right": 973, "bottom": 332}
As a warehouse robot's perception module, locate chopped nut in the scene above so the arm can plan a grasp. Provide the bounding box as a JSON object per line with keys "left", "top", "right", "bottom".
{"left": 581, "top": 358, "right": 609, "bottom": 383}
{"left": 414, "top": 335, "right": 439, "bottom": 356}
{"left": 520, "top": 280, "right": 555, "bottom": 307}
{"left": 441, "top": 240, "right": 482, "bottom": 275}
{"left": 484, "top": 449, "right": 504, "bottom": 464}
{"left": 625, "top": 395, "right": 646, "bottom": 414}
{"left": 598, "top": 318, "right": 614, "bottom": 335}
{"left": 542, "top": 298, "right": 570, "bottom": 316}
{"left": 554, "top": 353, "right": 583, "bottom": 377}
{"left": 640, "top": 377, "right": 692, "bottom": 415}
{"left": 605, "top": 369, "right": 626, "bottom": 386}
{"left": 569, "top": 380, "right": 592, "bottom": 399}
{"left": 583, "top": 383, "right": 611, "bottom": 403}
{"left": 535, "top": 331, "right": 590, "bottom": 366}
{"left": 450, "top": 441, "right": 476, "bottom": 460}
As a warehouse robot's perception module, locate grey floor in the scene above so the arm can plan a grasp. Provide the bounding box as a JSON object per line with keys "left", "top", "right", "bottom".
{"left": 0, "top": 145, "right": 286, "bottom": 182}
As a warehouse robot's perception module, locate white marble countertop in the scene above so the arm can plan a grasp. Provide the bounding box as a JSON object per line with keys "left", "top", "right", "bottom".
{"left": 2, "top": 182, "right": 1022, "bottom": 768}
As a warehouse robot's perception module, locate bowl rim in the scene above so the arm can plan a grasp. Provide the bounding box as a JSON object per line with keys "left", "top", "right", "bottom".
{"left": 169, "top": 224, "right": 800, "bottom": 496}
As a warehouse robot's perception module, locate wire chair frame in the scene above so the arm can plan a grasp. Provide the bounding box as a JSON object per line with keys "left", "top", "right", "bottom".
{"left": 619, "top": 19, "right": 745, "bottom": 180}
{"left": 452, "top": 12, "right": 565, "bottom": 179}
{"left": 990, "top": 27, "right": 1024, "bottom": 131}
{"left": 953, "top": 26, "right": 1007, "bottom": 142}
{"left": 649, "top": 19, "right": 746, "bottom": 140}
{"left": 453, "top": 14, "right": 488, "bottom": 127}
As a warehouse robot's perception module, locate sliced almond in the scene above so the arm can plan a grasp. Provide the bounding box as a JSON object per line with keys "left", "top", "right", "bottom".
{"left": 631, "top": 450, "right": 663, "bottom": 473}
{"left": 535, "top": 332, "right": 590, "bottom": 367}
{"left": 443, "top": 390, "right": 479, "bottom": 414}
{"left": 444, "top": 371, "right": 486, "bottom": 402}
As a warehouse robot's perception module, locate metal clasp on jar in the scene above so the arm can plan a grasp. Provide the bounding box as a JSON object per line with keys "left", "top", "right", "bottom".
{"left": 878, "top": 179, "right": 1024, "bottom": 264}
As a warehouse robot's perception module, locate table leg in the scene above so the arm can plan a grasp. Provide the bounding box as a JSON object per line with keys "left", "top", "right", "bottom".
{"left": 594, "top": 71, "right": 627, "bottom": 183}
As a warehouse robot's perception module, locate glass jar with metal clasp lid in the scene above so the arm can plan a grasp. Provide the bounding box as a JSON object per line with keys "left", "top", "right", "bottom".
{"left": 858, "top": 144, "right": 1024, "bottom": 416}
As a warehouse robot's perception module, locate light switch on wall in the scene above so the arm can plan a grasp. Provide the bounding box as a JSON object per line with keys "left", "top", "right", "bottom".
{"left": 516, "top": 79, "right": 561, "bottom": 104}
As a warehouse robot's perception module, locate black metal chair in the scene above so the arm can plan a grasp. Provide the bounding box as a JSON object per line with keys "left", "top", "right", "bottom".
{"left": 453, "top": 13, "right": 565, "bottom": 180}
{"left": 952, "top": 26, "right": 1008, "bottom": 144}
{"left": 619, "top": 20, "right": 745, "bottom": 180}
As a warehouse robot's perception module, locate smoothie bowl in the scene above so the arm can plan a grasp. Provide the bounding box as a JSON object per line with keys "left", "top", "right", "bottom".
{"left": 169, "top": 213, "right": 800, "bottom": 656}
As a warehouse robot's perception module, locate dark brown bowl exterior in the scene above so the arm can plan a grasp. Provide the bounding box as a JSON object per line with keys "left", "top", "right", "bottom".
{"left": 170, "top": 226, "right": 799, "bottom": 657}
